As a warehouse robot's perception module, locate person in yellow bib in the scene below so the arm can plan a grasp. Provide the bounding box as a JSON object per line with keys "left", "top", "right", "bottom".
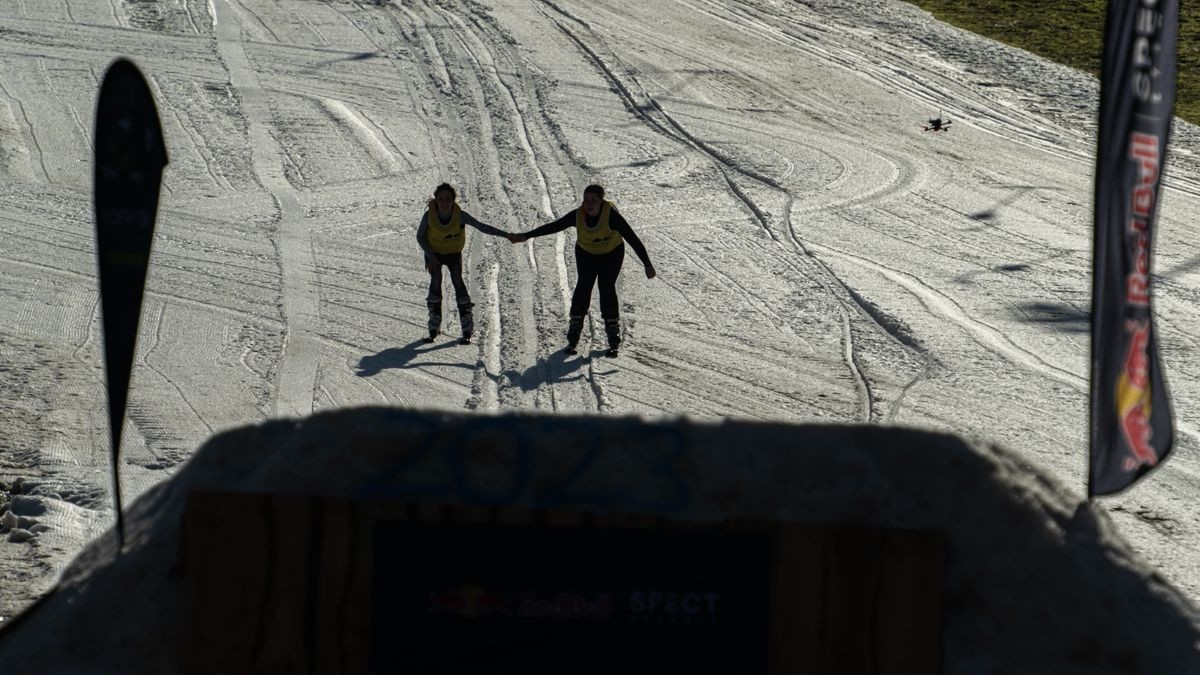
{"left": 509, "top": 184, "right": 655, "bottom": 357}
{"left": 416, "top": 183, "right": 509, "bottom": 344}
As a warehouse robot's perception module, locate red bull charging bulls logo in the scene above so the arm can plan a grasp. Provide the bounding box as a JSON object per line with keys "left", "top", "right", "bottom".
{"left": 1115, "top": 321, "right": 1158, "bottom": 471}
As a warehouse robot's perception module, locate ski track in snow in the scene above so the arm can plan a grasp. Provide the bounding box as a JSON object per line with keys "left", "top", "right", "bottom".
{"left": 432, "top": 2, "right": 609, "bottom": 413}
{"left": 213, "top": 0, "right": 320, "bottom": 419}
{"left": 542, "top": 2, "right": 891, "bottom": 420}
{"left": 320, "top": 97, "right": 405, "bottom": 176}
{"left": 2, "top": 0, "right": 1200, "bottom": 618}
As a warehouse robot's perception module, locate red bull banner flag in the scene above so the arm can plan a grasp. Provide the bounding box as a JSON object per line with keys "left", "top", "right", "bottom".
{"left": 1090, "top": 0, "right": 1177, "bottom": 496}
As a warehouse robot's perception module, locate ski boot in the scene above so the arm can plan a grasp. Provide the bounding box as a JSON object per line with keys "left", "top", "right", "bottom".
{"left": 458, "top": 301, "right": 474, "bottom": 345}
{"left": 564, "top": 315, "right": 584, "bottom": 355}
{"left": 604, "top": 318, "right": 621, "bottom": 357}
{"left": 425, "top": 300, "right": 442, "bottom": 343}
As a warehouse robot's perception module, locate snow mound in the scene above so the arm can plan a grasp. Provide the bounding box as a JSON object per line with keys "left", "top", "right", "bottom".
{"left": 0, "top": 407, "right": 1196, "bottom": 672}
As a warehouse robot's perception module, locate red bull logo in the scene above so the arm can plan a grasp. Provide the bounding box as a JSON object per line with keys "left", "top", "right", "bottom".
{"left": 1126, "top": 132, "right": 1160, "bottom": 307}
{"left": 428, "top": 585, "right": 510, "bottom": 618}
{"left": 516, "top": 592, "right": 613, "bottom": 620}
{"left": 1116, "top": 321, "right": 1160, "bottom": 471}
{"left": 427, "top": 586, "right": 614, "bottom": 620}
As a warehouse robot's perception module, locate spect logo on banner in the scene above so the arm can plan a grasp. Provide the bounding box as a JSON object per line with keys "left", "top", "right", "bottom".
{"left": 1090, "top": 0, "right": 1176, "bottom": 496}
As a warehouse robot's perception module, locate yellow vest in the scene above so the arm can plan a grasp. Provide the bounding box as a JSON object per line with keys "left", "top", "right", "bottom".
{"left": 574, "top": 201, "right": 623, "bottom": 255}
{"left": 426, "top": 203, "right": 465, "bottom": 254}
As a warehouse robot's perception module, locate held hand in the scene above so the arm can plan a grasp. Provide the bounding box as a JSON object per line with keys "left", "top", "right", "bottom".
{"left": 645, "top": 264, "right": 656, "bottom": 279}
{"left": 508, "top": 233, "right": 528, "bottom": 243}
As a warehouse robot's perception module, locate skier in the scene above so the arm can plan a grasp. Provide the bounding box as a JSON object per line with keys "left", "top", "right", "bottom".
{"left": 509, "top": 184, "right": 655, "bottom": 357}
{"left": 416, "top": 183, "right": 509, "bottom": 344}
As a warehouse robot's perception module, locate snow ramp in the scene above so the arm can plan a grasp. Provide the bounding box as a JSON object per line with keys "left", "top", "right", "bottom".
{"left": 0, "top": 408, "right": 1196, "bottom": 673}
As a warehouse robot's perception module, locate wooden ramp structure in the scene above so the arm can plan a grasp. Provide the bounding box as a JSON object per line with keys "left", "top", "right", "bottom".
{"left": 181, "top": 413, "right": 944, "bottom": 674}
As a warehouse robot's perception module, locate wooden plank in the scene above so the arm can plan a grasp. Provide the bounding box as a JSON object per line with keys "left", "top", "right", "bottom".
{"left": 876, "top": 529, "right": 944, "bottom": 674}
{"left": 817, "top": 525, "right": 884, "bottom": 675}
{"left": 344, "top": 499, "right": 374, "bottom": 674}
{"left": 769, "top": 524, "right": 824, "bottom": 675}
{"left": 253, "top": 494, "right": 314, "bottom": 673}
{"left": 181, "top": 491, "right": 272, "bottom": 675}
{"left": 313, "top": 497, "right": 353, "bottom": 674}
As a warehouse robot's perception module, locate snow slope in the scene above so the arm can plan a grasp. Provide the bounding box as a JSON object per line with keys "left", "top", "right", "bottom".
{"left": 1, "top": 0, "right": 1198, "bottom": 627}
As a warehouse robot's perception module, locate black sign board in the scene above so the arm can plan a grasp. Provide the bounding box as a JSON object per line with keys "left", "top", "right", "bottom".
{"left": 181, "top": 491, "right": 943, "bottom": 674}
{"left": 94, "top": 58, "right": 168, "bottom": 546}
{"left": 371, "top": 518, "right": 772, "bottom": 674}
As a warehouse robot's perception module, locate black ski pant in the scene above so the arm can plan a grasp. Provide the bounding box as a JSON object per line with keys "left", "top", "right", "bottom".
{"left": 568, "top": 244, "right": 623, "bottom": 347}
{"left": 425, "top": 252, "right": 473, "bottom": 335}
{"left": 426, "top": 252, "right": 470, "bottom": 303}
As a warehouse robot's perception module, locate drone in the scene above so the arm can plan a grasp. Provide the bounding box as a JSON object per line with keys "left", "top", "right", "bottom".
{"left": 922, "top": 111, "right": 952, "bottom": 132}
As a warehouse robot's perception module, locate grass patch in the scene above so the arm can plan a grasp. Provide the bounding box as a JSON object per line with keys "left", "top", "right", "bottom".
{"left": 905, "top": 1, "right": 1200, "bottom": 124}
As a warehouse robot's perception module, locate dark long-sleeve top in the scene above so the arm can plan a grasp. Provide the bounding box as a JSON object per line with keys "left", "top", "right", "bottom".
{"left": 525, "top": 207, "right": 652, "bottom": 267}
{"left": 416, "top": 208, "right": 507, "bottom": 255}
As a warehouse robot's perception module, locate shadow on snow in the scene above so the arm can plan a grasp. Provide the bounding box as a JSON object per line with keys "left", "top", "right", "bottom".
{"left": 356, "top": 339, "right": 471, "bottom": 377}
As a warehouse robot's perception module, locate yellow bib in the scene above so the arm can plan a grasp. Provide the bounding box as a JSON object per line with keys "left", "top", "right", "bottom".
{"left": 574, "top": 201, "right": 623, "bottom": 255}
{"left": 426, "top": 203, "right": 465, "bottom": 254}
